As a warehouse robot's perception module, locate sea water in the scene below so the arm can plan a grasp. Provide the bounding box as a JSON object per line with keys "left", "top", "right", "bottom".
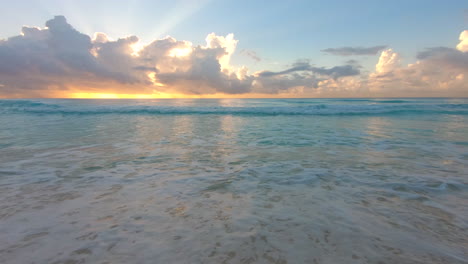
{"left": 0, "top": 98, "right": 467, "bottom": 263}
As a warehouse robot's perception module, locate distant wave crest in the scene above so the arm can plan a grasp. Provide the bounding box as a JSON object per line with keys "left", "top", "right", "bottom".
{"left": 1, "top": 99, "right": 468, "bottom": 116}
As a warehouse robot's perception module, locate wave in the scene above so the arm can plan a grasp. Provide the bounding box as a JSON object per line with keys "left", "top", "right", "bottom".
{"left": 1, "top": 99, "right": 468, "bottom": 116}
{"left": 0, "top": 100, "right": 61, "bottom": 108}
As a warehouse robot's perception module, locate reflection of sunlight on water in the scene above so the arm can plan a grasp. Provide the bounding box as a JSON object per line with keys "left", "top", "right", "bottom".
{"left": 365, "top": 117, "right": 392, "bottom": 139}
{"left": 218, "top": 98, "right": 247, "bottom": 107}
{"left": 442, "top": 115, "right": 468, "bottom": 141}
{"left": 173, "top": 115, "right": 194, "bottom": 139}
{"left": 220, "top": 115, "right": 236, "bottom": 140}
{"left": 360, "top": 117, "right": 400, "bottom": 168}
{"left": 170, "top": 98, "right": 199, "bottom": 107}
{"left": 133, "top": 116, "right": 167, "bottom": 152}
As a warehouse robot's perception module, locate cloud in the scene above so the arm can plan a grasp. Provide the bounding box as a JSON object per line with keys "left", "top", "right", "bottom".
{"left": 375, "top": 49, "right": 400, "bottom": 73}
{"left": 0, "top": 16, "right": 249, "bottom": 96}
{"left": 312, "top": 65, "right": 361, "bottom": 79}
{"left": 256, "top": 61, "right": 360, "bottom": 79}
{"left": 345, "top": 59, "right": 360, "bottom": 65}
{"left": 322, "top": 45, "right": 387, "bottom": 56}
{"left": 0, "top": 16, "right": 363, "bottom": 97}
{"left": 306, "top": 39, "right": 468, "bottom": 98}
{"left": 456, "top": 30, "right": 468, "bottom": 52}
{"left": 0, "top": 16, "right": 466, "bottom": 98}
{"left": 256, "top": 61, "right": 311, "bottom": 77}
{"left": 416, "top": 47, "right": 468, "bottom": 71}
{"left": 240, "top": 49, "right": 261, "bottom": 62}
{"left": 0, "top": 16, "right": 146, "bottom": 93}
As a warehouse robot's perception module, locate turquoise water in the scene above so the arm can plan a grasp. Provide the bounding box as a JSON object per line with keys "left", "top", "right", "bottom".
{"left": 1, "top": 98, "right": 467, "bottom": 263}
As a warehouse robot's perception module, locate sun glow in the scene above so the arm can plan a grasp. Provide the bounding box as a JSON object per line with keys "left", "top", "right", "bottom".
{"left": 69, "top": 92, "right": 178, "bottom": 99}
{"left": 131, "top": 41, "right": 146, "bottom": 56}
{"left": 168, "top": 47, "right": 192, "bottom": 57}
{"left": 63, "top": 92, "right": 301, "bottom": 99}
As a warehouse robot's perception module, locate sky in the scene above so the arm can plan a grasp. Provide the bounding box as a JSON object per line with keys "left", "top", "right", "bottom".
{"left": 0, "top": 0, "right": 467, "bottom": 98}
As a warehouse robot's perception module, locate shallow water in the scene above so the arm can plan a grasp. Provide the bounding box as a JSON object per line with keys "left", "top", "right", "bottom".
{"left": 0, "top": 98, "right": 467, "bottom": 263}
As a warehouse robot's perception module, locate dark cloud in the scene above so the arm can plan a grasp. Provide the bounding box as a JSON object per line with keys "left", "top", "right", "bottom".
{"left": 257, "top": 61, "right": 360, "bottom": 79}
{"left": 345, "top": 59, "right": 360, "bottom": 65}
{"left": 133, "top": 66, "right": 159, "bottom": 72}
{"left": 312, "top": 65, "right": 360, "bottom": 79}
{"left": 417, "top": 47, "right": 455, "bottom": 59}
{"left": 256, "top": 62, "right": 311, "bottom": 77}
{"left": 322, "top": 45, "right": 387, "bottom": 56}
{"left": 240, "top": 49, "right": 261, "bottom": 62}
{"left": 416, "top": 47, "right": 468, "bottom": 70}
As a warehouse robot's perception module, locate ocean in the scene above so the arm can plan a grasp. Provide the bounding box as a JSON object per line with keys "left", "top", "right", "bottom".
{"left": 0, "top": 98, "right": 467, "bottom": 263}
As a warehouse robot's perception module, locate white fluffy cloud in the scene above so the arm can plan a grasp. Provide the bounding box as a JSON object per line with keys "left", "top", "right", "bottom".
{"left": 457, "top": 30, "right": 468, "bottom": 52}
{"left": 320, "top": 46, "right": 468, "bottom": 97}
{"left": 375, "top": 49, "right": 400, "bottom": 74}
{"left": 0, "top": 16, "right": 467, "bottom": 98}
